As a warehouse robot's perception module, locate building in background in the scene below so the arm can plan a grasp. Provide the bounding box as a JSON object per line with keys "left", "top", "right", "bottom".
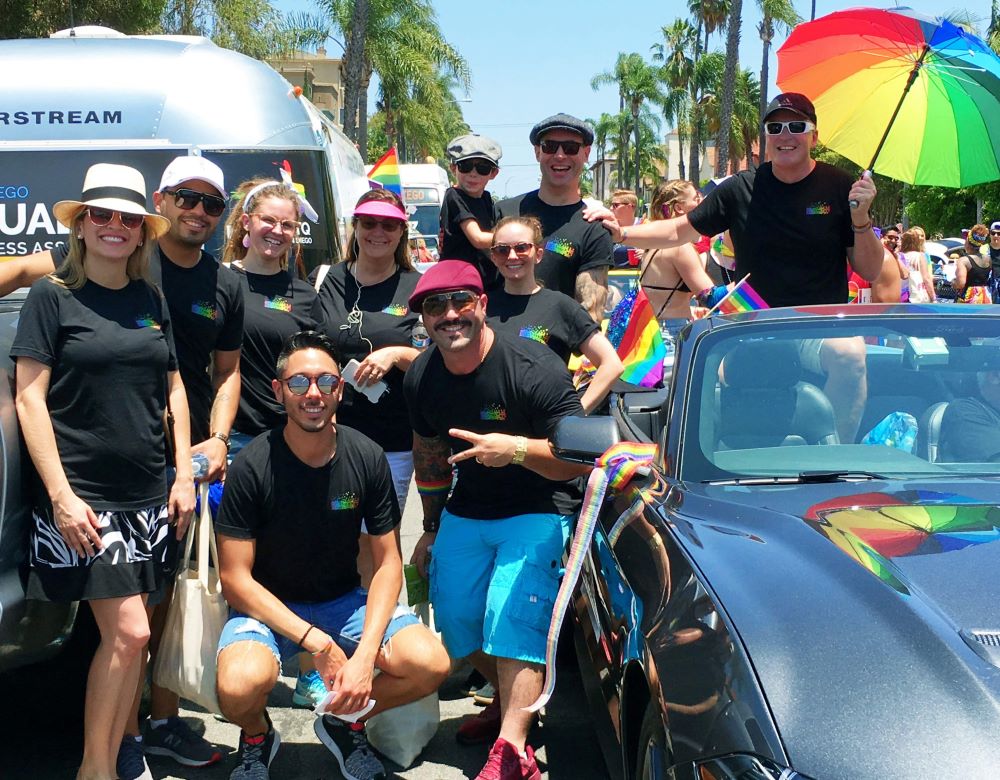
{"left": 268, "top": 47, "right": 345, "bottom": 126}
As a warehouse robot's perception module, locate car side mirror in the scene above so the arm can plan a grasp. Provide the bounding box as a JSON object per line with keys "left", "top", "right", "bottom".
{"left": 551, "top": 415, "right": 620, "bottom": 464}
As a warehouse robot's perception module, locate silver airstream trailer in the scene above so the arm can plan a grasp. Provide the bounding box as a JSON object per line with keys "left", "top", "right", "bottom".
{"left": 0, "top": 29, "right": 368, "bottom": 271}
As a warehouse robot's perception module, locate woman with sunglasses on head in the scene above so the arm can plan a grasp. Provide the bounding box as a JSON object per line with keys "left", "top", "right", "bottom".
{"left": 953, "top": 224, "right": 994, "bottom": 304}
{"left": 900, "top": 227, "right": 936, "bottom": 304}
{"left": 486, "top": 215, "right": 623, "bottom": 413}
{"left": 11, "top": 163, "right": 195, "bottom": 780}
{"left": 638, "top": 180, "right": 718, "bottom": 336}
{"left": 222, "top": 177, "right": 319, "bottom": 438}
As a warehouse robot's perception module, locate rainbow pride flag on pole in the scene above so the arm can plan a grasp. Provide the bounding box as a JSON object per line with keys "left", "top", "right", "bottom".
{"left": 712, "top": 274, "right": 769, "bottom": 316}
{"left": 367, "top": 147, "right": 402, "bottom": 197}
{"left": 606, "top": 286, "right": 666, "bottom": 387}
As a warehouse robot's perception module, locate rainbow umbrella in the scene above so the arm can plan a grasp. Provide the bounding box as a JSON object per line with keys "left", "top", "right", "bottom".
{"left": 777, "top": 7, "right": 1000, "bottom": 186}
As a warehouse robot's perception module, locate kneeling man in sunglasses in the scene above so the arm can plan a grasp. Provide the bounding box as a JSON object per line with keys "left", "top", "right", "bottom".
{"left": 404, "top": 262, "right": 592, "bottom": 780}
{"left": 215, "top": 330, "right": 450, "bottom": 780}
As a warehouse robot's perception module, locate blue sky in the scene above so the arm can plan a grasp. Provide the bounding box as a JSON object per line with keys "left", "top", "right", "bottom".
{"left": 275, "top": 0, "right": 992, "bottom": 195}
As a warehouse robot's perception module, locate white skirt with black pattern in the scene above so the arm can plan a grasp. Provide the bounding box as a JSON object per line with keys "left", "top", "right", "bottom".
{"left": 27, "top": 503, "right": 170, "bottom": 602}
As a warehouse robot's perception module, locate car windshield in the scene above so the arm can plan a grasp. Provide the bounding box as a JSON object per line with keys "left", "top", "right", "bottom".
{"left": 680, "top": 312, "right": 1000, "bottom": 483}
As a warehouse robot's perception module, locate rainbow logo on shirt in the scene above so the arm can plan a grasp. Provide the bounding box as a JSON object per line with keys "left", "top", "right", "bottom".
{"left": 480, "top": 404, "right": 507, "bottom": 421}
{"left": 545, "top": 237, "right": 576, "bottom": 258}
{"left": 382, "top": 304, "right": 408, "bottom": 316}
{"left": 519, "top": 325, "right": 549, "bottom": 344}
{"left": 330, "top": 492, "right": 359, "bottom": 510}
{"left": 265, "top": 296, "right": 292, "bottom": 312}
{"left": 192, "top": 301, "right": 218, "bottom": 320}
{"left": 135, "top": 315, "right": 161, "bottom": 330}
{"left": 805, "top": 202, "right": 832, "bottom": 215}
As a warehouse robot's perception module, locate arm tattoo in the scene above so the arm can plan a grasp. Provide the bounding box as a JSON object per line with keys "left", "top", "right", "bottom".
{"left": 413, "top": 433, "right": 452, "bottom": 531}
{"left": 576, "top": 268, "right": 608, "bottom": 322}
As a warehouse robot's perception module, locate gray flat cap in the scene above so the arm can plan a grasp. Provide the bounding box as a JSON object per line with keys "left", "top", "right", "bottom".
{"left": 529, "top": 113, "right": 595, "bottom": 146}
{"left": 446, "top": 133, "right": 502, "bottom": 165}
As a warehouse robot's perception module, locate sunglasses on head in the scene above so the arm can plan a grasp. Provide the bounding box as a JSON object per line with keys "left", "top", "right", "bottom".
{"left": 456, "top": 159, "right": 496, "bottom": 175}
{"left": 490, "top": 242, "right": 534, "bottom": 259}
{"left": 357, "top": 216, "right": 404, "bottom": 232}
{"left": 421, "top": 290, "right": 479, "bottom": 317}
{"left": 764, "top": 120, "right": 815, "bottom": 136}
{"left": 87, "top": 207, "right": 145, "bottom": 230}
{"left": 282, "top": 373, "right": 341, "bottom": 395}
{"left": 163, "top": 188, "right": 226, "bottom": 217}
{"left": 539, "top": 139, "right": 583, "bottom": 156}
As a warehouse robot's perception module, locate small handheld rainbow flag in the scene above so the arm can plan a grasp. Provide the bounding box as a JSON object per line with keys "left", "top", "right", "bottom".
{"left": 712, "top": 274, "right": 769, "bottom": 316}
{"left": 606, "top": 286, "right": 666, "bottom": 387}
{"left": 367, "top": 147, "right": 402, "bottom": 197}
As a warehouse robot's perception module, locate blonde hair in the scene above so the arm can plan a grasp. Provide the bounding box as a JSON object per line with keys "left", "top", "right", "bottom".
{"left": 50, "top": 209, "right": 153, "bottom": 290}
{"left": 343, "top": 189, "right": 414, "bottom": 271}
{"left": 650, "top": 179, "right": 697, "bottom": 221}
{"left": 900, "top": 228, "right": 924, "bottom": 253}
{"left": 222, "top": 178, "right": 302, "bottom": 270}
{"left": 493, "top": 215, "right": 543, "bottom": 246}
{"left": 610, "top": 189, "right": 637, "bottom": 208}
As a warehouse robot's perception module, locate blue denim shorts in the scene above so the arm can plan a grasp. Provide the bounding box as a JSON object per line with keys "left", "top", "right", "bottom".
{"left": 217, "top": 587, "right": 419, "bottom": 665}
{"left": 429, "top": 509, "right": 570, "bottom": 664}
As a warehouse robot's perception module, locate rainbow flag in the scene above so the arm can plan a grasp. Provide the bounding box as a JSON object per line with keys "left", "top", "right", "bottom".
{"left": 367, "top": 147, "right": 402, "bottom": 197}
{"left": 607, "top": 287, "right": 666, "bottom": 387}
{"left": 715, "top": 276, "right": 769, "bottom": 315}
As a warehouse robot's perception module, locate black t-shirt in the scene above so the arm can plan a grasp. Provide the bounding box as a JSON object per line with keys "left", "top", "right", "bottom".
{"left": 498, "top": 191, "right": 613, "bottom": 298}
{"left": 440, "top": 186, "right": 501, "bottom": 289}
{"left": 150, "top": 248, "right": 244, "bottom": 443}
{"left": 312, "top": 263, "right": 422, "bottom": 453}
{"left": 53, "top": 244, "right": 245, "bottom": 442}
{"left": 215, "top": 426, "right": 400, "bottom": 603}
{"left": 940, "top": 397, "right": 1000, "bottom": 462}
{"left": 404, "top": 332, "right": 583, "bottom": 519}
{"left": 486, "top": 288, "right": 599, "bottom": 364}
{"left": 12, "top": 277, "right": 177, "bottom": 510}
{"left": 687, "top": 162, "right": 856, "bottom": 307}
{"left": 232, "top": 267, "right": 318, "bottom": 436}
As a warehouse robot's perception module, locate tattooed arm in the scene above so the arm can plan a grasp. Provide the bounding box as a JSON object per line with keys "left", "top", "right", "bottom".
{"left": 576, "top": 267, "right": 608, "bottom": 322}
{"left": 409, "top": 431, "right": 452, "bottom": 577}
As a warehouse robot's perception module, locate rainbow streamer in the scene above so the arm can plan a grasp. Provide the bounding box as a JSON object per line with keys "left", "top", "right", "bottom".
{"left": 606, "top": 287, "right": 666, "bottom": 387}
{"left": 368, "top": 147, "right": 402, "bottom": 197}
{"left": 525, "top": 441, "right": 656, "bottom": 713}
{"left": 716, "top": 277, "right": 769, "bottom": 315}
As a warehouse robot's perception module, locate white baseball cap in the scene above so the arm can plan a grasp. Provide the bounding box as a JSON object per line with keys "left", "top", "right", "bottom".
{"left": 158, "top": 156, "right": 226, "bottom": 197}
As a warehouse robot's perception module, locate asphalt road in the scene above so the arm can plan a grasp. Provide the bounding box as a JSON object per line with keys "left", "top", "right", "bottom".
{"left": 1, "top": 479, "right": 606, "bottom": 779}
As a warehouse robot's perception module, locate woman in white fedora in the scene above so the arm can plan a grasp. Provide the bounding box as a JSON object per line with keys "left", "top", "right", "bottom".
{"left": 11, "top": 163, "right": 196, "bottom": 780}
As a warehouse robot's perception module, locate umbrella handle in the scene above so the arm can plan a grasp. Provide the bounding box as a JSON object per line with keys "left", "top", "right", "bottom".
{"left": 849, "top": 170, "right": 871, "bottom": 210}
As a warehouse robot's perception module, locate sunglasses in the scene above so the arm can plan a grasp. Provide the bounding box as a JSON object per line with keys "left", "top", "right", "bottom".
{"left": 357, "top": 216, "right": 404, "bottom": 232}
{"left": 991, "top": 231, "right": 1000, "bottom": 237}
{"left": 421, "top": 290, "right": 479, "bottom": 317}
{"left": 282, "top": 373, "right": 341, "bottom": 395}
{"left": 764, "top": 120, "right": 815, "bottom": 135}
{"left": 254, "top": 213, "right": 300, "bottom": 233}
{"left": 539, "top": 139, "right": 583, "bottom": 155}
{"left": 163, "top": 188, "right": 226, "bottom": 217}
{"left": 456, "top": 159, "right": 496, "bottom": 175}
{"left": 490, "top": 242, "right": 534, "bottom": 259}
{"left": 610, "top": 201, "right": 631, "bottom": 208}
{"left": 87, "top": 207, "right": 145, "bottom": 230}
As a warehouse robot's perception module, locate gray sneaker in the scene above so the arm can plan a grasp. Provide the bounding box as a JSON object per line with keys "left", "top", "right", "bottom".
{"left": 231, "top": 713, "right": 281, "bottom": 780}
{"left": 116, "top": 735, "right": 152, "bottom": 780}
{"left": 144, "top": 716, "right": 223, "bottom": 767}
{"left": 314, "top": 715, "right": 386, "bottom": 780}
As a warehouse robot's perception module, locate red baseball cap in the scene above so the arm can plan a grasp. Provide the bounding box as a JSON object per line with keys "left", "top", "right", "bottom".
{"left": 408, "top": 260, "right": 484, "bottom": 311}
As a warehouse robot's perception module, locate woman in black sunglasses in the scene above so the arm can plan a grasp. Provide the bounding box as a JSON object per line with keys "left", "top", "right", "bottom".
{"left": 486, "top": 215, "right": 623, "bottom": 413}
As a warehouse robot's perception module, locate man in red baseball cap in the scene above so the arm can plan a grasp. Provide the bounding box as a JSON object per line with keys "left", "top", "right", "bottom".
{"left": 404, "top": 260, "right": 590, "bottom": 780}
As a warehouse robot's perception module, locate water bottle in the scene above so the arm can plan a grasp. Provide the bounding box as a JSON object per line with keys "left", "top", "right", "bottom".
{"left": 411, "top": 322, "right": 430, "bottom": 349}
{"left": 192, "top": 452, "right": 210, "bottom": 481}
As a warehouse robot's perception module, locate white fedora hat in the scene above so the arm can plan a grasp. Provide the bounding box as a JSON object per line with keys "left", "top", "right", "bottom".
{"left": 53, "top": 163, "right": 171, "bottom": 238}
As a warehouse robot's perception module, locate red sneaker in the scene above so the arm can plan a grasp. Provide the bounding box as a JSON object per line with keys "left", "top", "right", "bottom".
{"left": 456, "top": 698, "right": 501, "bottom": 745}
{"left": 475, "top": 738, "right": 541, "bottom": 780}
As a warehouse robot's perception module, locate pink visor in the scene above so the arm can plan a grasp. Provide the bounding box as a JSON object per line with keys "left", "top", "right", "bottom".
{"left": 353, "top": 200, "right": 407, "bottom": 222}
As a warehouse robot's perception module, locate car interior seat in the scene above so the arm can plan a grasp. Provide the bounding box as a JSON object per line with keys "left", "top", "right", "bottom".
{"left": 916, "top": 401, "right": 949, "bottom": 462}
{"left": 717, "top": 340, "right": 840, "bottom": 451}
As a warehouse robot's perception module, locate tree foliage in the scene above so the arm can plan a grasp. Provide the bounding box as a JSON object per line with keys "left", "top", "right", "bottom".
{"left": 0, "top": 0, "right": 164, "bottom": 37}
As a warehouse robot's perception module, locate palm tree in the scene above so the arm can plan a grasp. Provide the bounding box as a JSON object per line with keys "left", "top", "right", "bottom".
{"left": 716, "top": 0, "right": 743, "bottom": 176}
{"left": 587, "top": 112, "right": 624, "bottom": 198}
{"left": 686, "top": 0, "right": 729, "bottom": 181}
{"left": 652, "top": 19, "right": 696, "bottom": 180}
{"left": 340, "top": 0, "right": 368, "bottom": 144}
{"left": 757, "top": 0, "right": 801, "bottom": 166}
{"left": 591, "top": 53, "right": 632, "bottom": 184}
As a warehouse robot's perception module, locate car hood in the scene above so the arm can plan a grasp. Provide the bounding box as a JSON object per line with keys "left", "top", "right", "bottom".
{"left": 673, "top": 478, "right": 1000, "bottom": 779}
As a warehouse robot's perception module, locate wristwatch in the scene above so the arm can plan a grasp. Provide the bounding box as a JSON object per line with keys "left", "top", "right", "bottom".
{"left": 210, "top": 432, "right": 231, "bottom": 452}
{"left": 511, "top": 436, "right": 528, "bottom": 465}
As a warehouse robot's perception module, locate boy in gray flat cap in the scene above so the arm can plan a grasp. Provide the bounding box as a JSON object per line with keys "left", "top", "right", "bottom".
{"left": 440, "top": 132, "right": 503, "bottom": 289}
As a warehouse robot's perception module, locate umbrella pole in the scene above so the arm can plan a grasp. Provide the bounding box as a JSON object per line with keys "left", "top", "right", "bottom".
{"left": 866, "top": 45, "right": 930, "bottom": 172}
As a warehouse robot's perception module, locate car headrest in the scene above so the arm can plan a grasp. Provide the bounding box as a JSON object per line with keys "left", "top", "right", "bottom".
{"left": 724, "top": 340, "right": 801, "bottom": 389}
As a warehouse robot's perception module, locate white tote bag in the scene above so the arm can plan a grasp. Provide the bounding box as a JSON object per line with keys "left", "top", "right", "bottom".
{"left": 152, "top": 482, "right": 228, "bottom": 713}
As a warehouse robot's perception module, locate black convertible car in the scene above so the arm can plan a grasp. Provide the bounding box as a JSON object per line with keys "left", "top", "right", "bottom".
{"left": 555, "top": 303, "right": 1000, "bottom": 779}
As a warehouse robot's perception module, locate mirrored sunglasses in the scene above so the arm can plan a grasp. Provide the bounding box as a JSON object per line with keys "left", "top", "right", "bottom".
{"left": 421, "top": 290, "right": 479, "bottom": 317}
{"left": 164, "top": 188, "right": 226, "bottom": 217}
{"left": 764, "top": 120, "right": 815, "bottom": 135}
{"left": 282, "top": 373, "right": 341, "bottom": 395}
{"left": 539, "top": 139, "right": 583, "bottom": 155}
{"left": 87, "top": 207, "right": 145, "bottom": 230}
{"left": 456, "top": 159, "right": 496, "bottom": 175}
